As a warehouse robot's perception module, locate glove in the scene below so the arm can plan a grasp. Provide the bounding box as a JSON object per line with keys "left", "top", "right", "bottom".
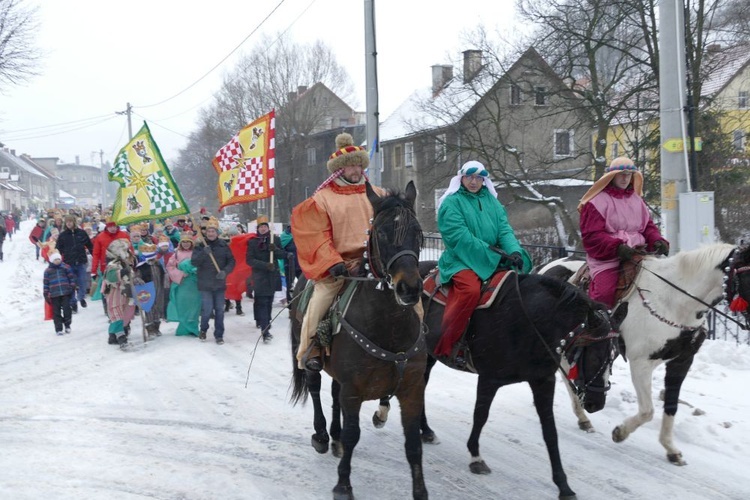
{"left": 216, "top": 270, "right": 226, "bottom": 280}
{"left": 268, "top": 243, "right": 277, "bottom": 251}
{"left": 204, "top": 245, "right": 212, "bottom": 254}
{"left": 328, "top": 262, "right": 348, "bottom": 278}
{"left": 507, "top": 252, "right": 524, "bottom": 271}
{"left": 653, "top": 240, "right": 669, "bottom": 256}
{"left": 265, "top": 262, "right": 275, "bottom": 271}
{"left": 617, "top": 244, "right": 636, "bottom": 261}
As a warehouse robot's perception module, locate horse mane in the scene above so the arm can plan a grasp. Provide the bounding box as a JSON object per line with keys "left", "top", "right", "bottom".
{"left": 673, "top": 243, "right": 735, "bottom": 278}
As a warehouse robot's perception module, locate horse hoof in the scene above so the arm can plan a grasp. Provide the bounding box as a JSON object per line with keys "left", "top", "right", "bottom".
{"left": 668, "top": 453, "right": 687, "bottom": 466}
{"left": 421, "top": 431, "right": 440, "bottom": 444}
{"left": 578, "top": 421, "right": 595, "bottom": 433}
{"left": 469, "top": 460, "right": 491, "bottom": 475}
{"left": 332, "top": 484, "right": 354, "bottom": 500}
{"left": 612, "top": 426, "right": 628, "bottom": 443}
{"left": 559, "top": 492, "right": 577, "bottom": 500}
{"left": 372, "top": 411, "right": 386, "bottom": 429}
{"left": 311, "top": 433, "right": 329, "bottom": 454}
{"left": 331, "top": 440, "right": 344, "bottom": 458}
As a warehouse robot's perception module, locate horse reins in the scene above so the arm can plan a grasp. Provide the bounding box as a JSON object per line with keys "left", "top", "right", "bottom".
{"left": 635, "top": 248, "right": 749, "bottom": 330}
{"left": 510, "top": 272, "right": 617, "bottom": 399}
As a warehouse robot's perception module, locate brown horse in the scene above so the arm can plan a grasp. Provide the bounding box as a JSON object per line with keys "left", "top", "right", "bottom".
{"left": 290, "top": 182, "right": 428, "bottom": 500}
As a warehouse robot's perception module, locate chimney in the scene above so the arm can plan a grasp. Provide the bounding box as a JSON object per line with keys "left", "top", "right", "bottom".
{"left": 431, "top": 64, "right": 454, "bottom": 96}
{"left": 297, "top": 85, "right": 308, "bottom": 95}
{"left": 75, "top": 155, "right": 80, "bottom": 165}
{"left": 463, "top": 49, "right": 483, "bottom": 83}
{"left": 10, "top": 149, "right": 16, "bottom": 156}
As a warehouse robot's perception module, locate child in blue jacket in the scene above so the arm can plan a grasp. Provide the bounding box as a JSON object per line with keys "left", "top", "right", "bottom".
{"left": 43, "top": 251, "right": 76, "bottom": 335}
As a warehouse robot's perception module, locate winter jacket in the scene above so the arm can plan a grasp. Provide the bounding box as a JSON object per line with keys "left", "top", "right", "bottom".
{"left": 29, "top": 223, "right": 46, "bottom": 246}
{"left": 291, "top": 180, "right": 386, "bottom": 280}
{"left": 43, "top": 262, "right": 76, "bottom": 299}
{"left": 191, "top": 237, "right": 235, "bottom": 291}
{"left": 246, "top": 233, "right": 284, "bottom": 296}
{"left": 56, "top": 227, "right": 93, "bottom": 266}
{"left": 91, "top": 229, "right": 131, "bottom": 274}
{"left": 580, "top": 184, "right": 665, "bottom": 279}
{"left": 437, "top": 185, "right": 531, "bottom": 283}
{"left": 0, "top": 224, "right": 5, "bottom": 242}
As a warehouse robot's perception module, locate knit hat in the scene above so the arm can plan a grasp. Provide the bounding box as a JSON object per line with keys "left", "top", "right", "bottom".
{"left": 326, "top": 133, "right": 369, "bottom": 174}
{"left": 105, "top": 216, "right": 117, "bottom": 229}
{"left": 48, "top": 252, "right": 62, "bottom": 263}
{"left": 578, "top": 156, "right": 644, "bottom": 211}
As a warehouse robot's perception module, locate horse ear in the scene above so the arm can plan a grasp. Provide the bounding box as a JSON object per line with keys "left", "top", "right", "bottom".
{"left": 365, "top": 182, "right": 381, "bottom": 207}
{"left": 610, "top": 302, "right": 628, "bottom": 331}
{"left": 405, "top": 181, "right": 417, "bottom": 208}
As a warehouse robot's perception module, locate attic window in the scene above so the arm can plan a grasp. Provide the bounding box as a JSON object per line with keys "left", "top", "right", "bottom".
{"left": 404, "top": 142, "right": 414, "bottom": 167}
{"left": 394, "top": 145, "right": 403, "bottom": 169}
{"left": 435, "top": 134, "right": 446, "bottom": 162}
{"left": 535, "top": 86, "right": 547, "bottom": 106}
{"left": 510, "top": 84, "right": 522, "bottom": 105}
{"left": 554, "top": 129, "right": 574, "bottom": 158}
{"left": 739, "top": 91, "right": 748, "bottom": 109}
{"left": 306, "top": 147, "right": 316, "bottom": 166}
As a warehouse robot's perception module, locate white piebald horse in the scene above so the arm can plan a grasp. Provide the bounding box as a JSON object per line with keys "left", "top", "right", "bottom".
{"left": 539, "top": 243, "right": 750, "bottom": 465}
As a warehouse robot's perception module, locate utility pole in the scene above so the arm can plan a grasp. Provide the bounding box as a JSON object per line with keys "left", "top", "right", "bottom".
{"left": 116, "top": 102, "right": 134, "bottom": 140}
{"left": 98, "top": 149, "right": 107, "bottom": 207}
{"left": 659, "top": 0, "right": 690, "bottom": 251}
{"left": 364, "top": 0, "right": 382, "bottom": 185}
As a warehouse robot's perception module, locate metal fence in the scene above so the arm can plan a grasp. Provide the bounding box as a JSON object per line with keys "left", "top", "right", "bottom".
{"left": 422, "top": 234, "right": 583, "bottom": 267}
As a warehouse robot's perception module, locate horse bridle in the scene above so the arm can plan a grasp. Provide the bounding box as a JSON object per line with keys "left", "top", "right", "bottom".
{"left": 563, "top": 325, "right": 620, "bottom": 399}
{"left": 363, "top": 211, "right": 421, "bottom": 290}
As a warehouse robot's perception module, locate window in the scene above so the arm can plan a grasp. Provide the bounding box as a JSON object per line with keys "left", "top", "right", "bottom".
{"left": 394, "top": 145, "right": 403, "bottom": 169}
{"left": 306, "top": 147, "right": 316, "bottom": 166}
{"left": 0, "top": 167, "right": 8, "bottom": 173}
{"left": 733, "top": 129, "right": 745, "bottom": 151}
{"left": 554, "top": 129, "right": 574, "bottom": 157}
{"left": 740, "top": 91, "right": 748, "bottom": 109}
{"left": 510, "top": 84, "right": 522, "bottom": 105}
{"left": 338, "top": 118, "right": 350, "bottom": 127}
{"left": 81, "top": 176, "right": 86, "bottom": 182}
{"left": 404, "top": 142, "right": 414, "bottom": 167}
{"left": 435, "top": 134, "right": 446, "bottom": 162}
{"left": 611, "top": 142, "right": 619, "bottom": 159}
{"left": 535, "top": 86, "right": 547, "bottom": 106}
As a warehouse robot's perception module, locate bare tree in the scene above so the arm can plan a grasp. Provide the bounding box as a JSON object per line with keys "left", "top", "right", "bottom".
{"left": 0, "top": 0, "right": 41, "bottom": 89}
{"left": 173, "top": 33, "right": 354, "bottom": 220}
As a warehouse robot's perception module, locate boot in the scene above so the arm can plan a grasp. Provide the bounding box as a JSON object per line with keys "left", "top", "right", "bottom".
{"left": 236, "top": 304, "right": 244, "bottom": 316}
{"left": 108, "top": 333, "right": 117, "bottom": 345}
{"left": 224, "top": 299, "right": 231, "bottom": 312}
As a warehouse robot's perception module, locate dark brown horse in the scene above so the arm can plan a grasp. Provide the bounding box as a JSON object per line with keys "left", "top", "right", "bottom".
{"left": 290, "top": 182, "right": 428, "bottom": 500}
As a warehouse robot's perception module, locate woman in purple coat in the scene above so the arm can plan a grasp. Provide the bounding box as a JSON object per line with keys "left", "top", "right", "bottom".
{"left": 578, "top": 156, "right": 670, "bottom": 308}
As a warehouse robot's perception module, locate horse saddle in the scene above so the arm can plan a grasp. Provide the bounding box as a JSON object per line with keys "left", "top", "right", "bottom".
{"left": 422, "top": 269, "right": 514, "bottom": 309}
{"left": 573, "top": 254, "right": 646, "bottom": 306}
{"left": 297, "top": 279, "right": 359, "bottom": 348}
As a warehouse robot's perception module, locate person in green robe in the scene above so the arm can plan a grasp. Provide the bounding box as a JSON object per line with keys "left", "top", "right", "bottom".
{"left": 166, "top": 233, "right": 201, "bottom": 336}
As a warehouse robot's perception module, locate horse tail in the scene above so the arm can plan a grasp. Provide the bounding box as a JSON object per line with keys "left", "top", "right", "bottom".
{"left": 289, "top": 276, "right": 310, "bottom": 406}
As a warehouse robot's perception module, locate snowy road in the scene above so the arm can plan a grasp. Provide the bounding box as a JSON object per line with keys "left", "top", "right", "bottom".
{"left": 0, "top": 221, "right": 749, "bottom": 499}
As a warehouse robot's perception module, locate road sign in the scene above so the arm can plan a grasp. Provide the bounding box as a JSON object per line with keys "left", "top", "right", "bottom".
{"left": 662, "top": 137, "right": 702, "bottom": 152}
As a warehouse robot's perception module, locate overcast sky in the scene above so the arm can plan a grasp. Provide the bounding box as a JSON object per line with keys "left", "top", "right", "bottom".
{"left": 0, "top": 0, "right": 522, "bottom": 166}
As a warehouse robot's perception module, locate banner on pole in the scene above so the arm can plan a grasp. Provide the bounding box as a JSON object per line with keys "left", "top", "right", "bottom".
{"left": 109, "top": 122, "right": 189, "bottom": 225}
{"left": 213, "top": 110, "right": 275, "bottom": 210}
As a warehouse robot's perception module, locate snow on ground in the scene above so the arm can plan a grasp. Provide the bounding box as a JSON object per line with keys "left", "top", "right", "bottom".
{"left": 1, "top": 220, "right": 749, "bottom": 499}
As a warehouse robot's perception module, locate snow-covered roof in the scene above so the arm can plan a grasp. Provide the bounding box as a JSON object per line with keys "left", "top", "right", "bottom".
{"left": 59, "top": 189, "right": 76, "bottom": 199}
{"left": 0, "top": 149, "right": 48, "bottom": 178}
{"left": 702, "top": 45, "right": 750, "bottom": 97}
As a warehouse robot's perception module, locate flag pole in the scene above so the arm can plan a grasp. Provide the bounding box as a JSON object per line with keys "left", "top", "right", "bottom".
{"left": 268, "top": 195, "right": 275, "bottom": 263}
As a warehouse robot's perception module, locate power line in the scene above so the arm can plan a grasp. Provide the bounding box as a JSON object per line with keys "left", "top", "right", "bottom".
{"left": 1, "top": 113, "right": 116, "bottom": 135}
{"left": 1, "top": 115, "right": 119, "bottom": 142}
{"left": 133, "top": 112, "right": 191, "bottom": 140}
{"left": 135, "top": 0, "right": 288, "bottom": 110}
